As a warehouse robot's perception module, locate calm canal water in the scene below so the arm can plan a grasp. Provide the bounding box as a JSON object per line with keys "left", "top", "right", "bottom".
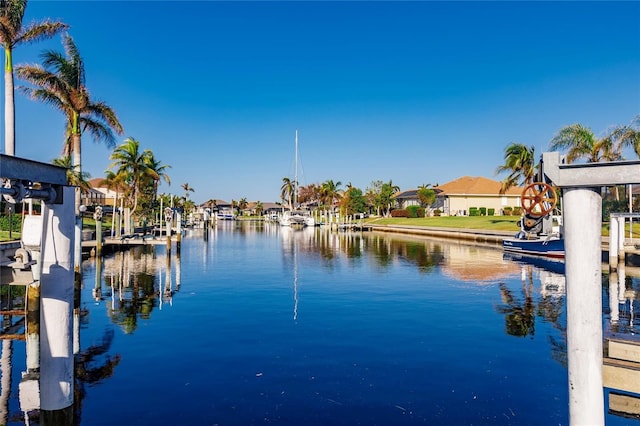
{"left": 4, "top": 221, "right": 640, "bottom": 425}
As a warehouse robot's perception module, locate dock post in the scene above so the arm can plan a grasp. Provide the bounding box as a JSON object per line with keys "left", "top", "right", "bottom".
{"left": 609, "top": 215, "right": 619, "bottom": 270}
{"left": 165, "top": 207, "right": 173, "bottom": 255}
{"left": 609, "top": 269, "right": 619, "bottom": 325}
{"left": 94, "top": 206, "right": 103, "bottom": 257}
{"left": 176, "top": 212, "right": 182, "bottom": 253}
{"left": 563, "top": 187, "right": 604, "bottom": 425}
{"left": 617, "top": 216, "right": 626, "bottom": 264}
{"left": 39, "top": 186, "right": 75, "bottom": 423}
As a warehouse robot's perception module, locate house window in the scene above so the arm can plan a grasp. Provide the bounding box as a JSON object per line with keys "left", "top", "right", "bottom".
{"left": 501, "top": 196, "right": 508, "bottom": 206}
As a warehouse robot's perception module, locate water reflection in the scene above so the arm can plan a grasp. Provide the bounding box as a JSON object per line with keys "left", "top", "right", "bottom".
{"left": 90, "top": 246, "right": 182, "bottom": 333}
{"left": 5, "top": 223, "right": 640, "bottom": 424}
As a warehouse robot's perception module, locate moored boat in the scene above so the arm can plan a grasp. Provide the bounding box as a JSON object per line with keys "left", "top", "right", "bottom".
{"left": 502, "top": 235, "right": 564, "bottom": 258}
{"left": 502, "top": 182, "right": 565, "bottom": 258}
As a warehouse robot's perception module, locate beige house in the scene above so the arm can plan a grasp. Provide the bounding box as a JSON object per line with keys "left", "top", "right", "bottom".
{"left": 433, "top": 176, "right": 522, "bottom": 216}
{"left": 81, "top": 178, "right": 121, "bottom": 208}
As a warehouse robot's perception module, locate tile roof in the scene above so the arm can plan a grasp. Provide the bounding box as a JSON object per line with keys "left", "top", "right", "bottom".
{"left": 434, "top": 176, "right": 522, "bottom": 196}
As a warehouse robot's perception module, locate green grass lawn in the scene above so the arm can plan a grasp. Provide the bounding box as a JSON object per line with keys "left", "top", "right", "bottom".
{"left": 365, "top": 215, "right": 522, "bottom": 231}
{"left": 366, "top": 215, "right": 640, "bottom": 237}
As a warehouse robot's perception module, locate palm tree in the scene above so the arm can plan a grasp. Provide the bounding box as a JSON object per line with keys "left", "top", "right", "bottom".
{"left": 17, "top": 33, "right": 123, "bottom": 212}
{"left": 181, "top": 182, "right": 194, "bottom": 200}
{"left": 380, "top": 180, "right": 400, "bottom": 216}
{"left": 495, "top": 143, "right": 537, "bottom": 194}
{"left": 0, "top": 0, "right": 67, "bottom": 156}
{"left": 417, "top": 184, "right": 436, "bottom": 209}
{"left": 549, "top": 124, "right": 607, "bottom": 163}
{"left": 320, "top": 179, "right": 343, "bottom": 211}
{"left": 238, "top": 198, "right": 248, "bottom": 211}
{"left": 612, "top": 114, "right": 640, "bottom": 158}
{"left": 52, "top": 155, "right": 91, "bottom": 191}
{"left": 108, "top": 137, "right": 158, "bottom": 215}
{"left": 144, "top": 152, "right": 171, "bottom": 202}
{"left": 100, "top": 169, "right": 127, "bottom": 216}
{"left": 255, "top": 201, "right": 264, "bottom": 216}
{"left": 281, "top": 177, "right": 295, "bottom": 210}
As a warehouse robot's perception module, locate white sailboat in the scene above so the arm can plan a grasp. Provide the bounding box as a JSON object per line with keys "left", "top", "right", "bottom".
{"left": 281, "top": 130, "right": 315, "bottom": 227}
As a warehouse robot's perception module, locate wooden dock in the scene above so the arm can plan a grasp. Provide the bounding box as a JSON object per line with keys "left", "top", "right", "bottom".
{"left": 81, "top": 235, "right": 172, "bottom": 253}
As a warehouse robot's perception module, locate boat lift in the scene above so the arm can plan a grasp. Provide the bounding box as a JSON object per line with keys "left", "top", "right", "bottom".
{"left": 542, "top": 151, "right": 640, "bottom": 425}
{"left": 1, "top": 154, "right": 76, "bottom": 420}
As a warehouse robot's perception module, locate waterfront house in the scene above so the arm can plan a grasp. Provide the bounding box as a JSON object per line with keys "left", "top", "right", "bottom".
{"left": 433, "top": 176, "right": 522, "bottom": 216}
{"left": 82, "top": 178, "right": 120, "bottom": 208}
{"left": 393, "top": 189, "right": 420, "bottom": 209}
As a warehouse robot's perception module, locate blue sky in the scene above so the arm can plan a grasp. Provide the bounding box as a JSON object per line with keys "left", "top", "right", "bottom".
{"left": 6, "top": 1, "right": 640, "bottom": 204}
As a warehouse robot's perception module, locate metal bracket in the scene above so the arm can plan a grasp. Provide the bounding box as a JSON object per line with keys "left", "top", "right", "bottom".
{"left": 0, "top": 154, "right": 68, "bottom": 204}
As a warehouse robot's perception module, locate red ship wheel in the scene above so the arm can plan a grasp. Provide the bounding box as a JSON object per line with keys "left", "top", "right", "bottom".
{"left": 520, "top": 182, "right": 557, "bottom": 218}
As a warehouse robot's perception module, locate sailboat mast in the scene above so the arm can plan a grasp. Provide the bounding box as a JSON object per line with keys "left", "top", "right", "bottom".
{"left": 294, "top": 129, "right": 298, "bottom": 208}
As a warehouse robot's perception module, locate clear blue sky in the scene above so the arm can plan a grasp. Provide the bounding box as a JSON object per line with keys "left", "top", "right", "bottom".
{"left": 6, "top": 1, "right": 640, "bottom": 204}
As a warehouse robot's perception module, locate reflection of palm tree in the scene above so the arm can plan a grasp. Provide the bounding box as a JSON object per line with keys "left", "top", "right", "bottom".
{"left": 496, "top": 267, "right": 535, "bottom": 337}
{"left": 74, "top": 328, "right": 121, "bottom": 423}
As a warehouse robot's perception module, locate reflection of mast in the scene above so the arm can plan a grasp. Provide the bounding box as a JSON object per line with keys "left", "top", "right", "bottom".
{"left": 158, "top": 257, "right": 163, "bottom": 310}
{"left": 293, "top": 238, "right": 298, "bottom": 321}
{"left": 176, "top": 251, "right": 181, "bottom": 292}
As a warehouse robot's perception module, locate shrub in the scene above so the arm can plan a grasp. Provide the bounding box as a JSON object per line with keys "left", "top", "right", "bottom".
{"left": 469, "top": 207, "right": 480, "bottom": 217}
{"left": 391, "top": 209, "right": 409, "bottom": 217}
{"left": 405, "top": 205, "right": 425, "bottom": 218}
{"left": 434, "top": 209, "right": 442, "bottom": 217}
{"left": 0, "top": 213, "right": 21, "bottom": 231}
{"left": 479, "top": 207, "right": 487, "bottom": 216}
{"left": 487, "top": 208, "right": 495, "bottom": 216}
{"left": 503, "top": 206, "right": 513, "bottom": 216}
{"left": 406, "top": 205, "right": 420, "bottom": 218}
{"left": 513, "top": 206, "right": 522, "bottom": 216}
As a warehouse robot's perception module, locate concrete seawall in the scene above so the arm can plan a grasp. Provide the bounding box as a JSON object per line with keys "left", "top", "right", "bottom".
{"left": 367, "top": 224, "right": 512, "bottom": 245}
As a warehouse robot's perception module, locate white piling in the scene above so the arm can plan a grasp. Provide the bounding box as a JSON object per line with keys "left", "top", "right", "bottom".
{"left": 39, "top": 186, "right": 75, "bottom": 413}
{"left": 609, "top": 270, "right": 619, "bottom": 325}
{"left": 609, "top": 216, "right": 619, "bottom": 269}
{"left": 618, "top": 216, "right": 626, "bottom": 263}
{"left": 563, "top": 187, "right": 604, "bottom": 425}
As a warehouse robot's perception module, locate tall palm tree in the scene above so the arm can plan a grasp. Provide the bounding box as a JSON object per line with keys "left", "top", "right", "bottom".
{"left": 108, "top": 137, "right": 158, "bottom": 215}
{"left": 16, "top": 33, "right": 123, "bottom": 212}
{"left": 495, "top": 143, "right": 537, "bottom": 194}
{"left": 0, "top": 0, "right": 67, "bottom": 156}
